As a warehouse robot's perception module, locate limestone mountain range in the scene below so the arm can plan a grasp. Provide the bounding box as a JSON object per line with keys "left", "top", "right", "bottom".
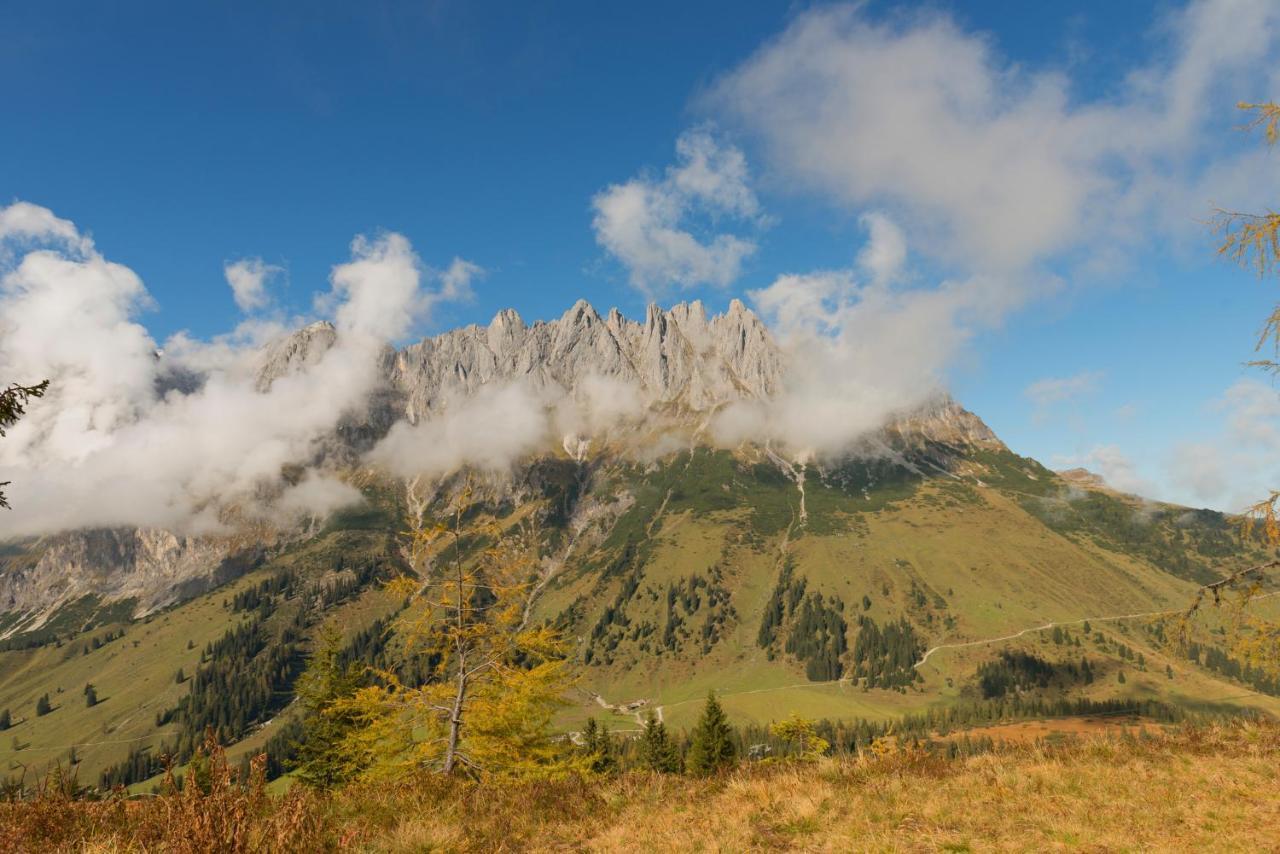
{"left": 3, "top": 299, "right": 998, "bottom": 630}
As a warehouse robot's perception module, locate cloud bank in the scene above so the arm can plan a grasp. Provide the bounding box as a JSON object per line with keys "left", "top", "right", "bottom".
{"left": 709, "top": 0, "right": 1280, "bottom": 273}
{"left": 712, "top": 214, "right": 1024, "bottom": 458}
{"left": 698, "top": 0, "right": 1280, "bottom": 464}
{"left": 0, "top": 202, "right": 477, "bottom": 537}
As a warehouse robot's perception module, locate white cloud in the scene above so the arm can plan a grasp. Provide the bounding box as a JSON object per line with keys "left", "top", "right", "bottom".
{"left": 1066, "top": 444, "right": 1157, "bottom": 497}
{"left": 1024, "top": 371, "right": 1104, "bottom": 418}
{"left": 1167, "top": 379, "right": 1280, "bottom": 509}
{"left": 0, "top": 201, "right": 92, "bottom": 257}
{"left": 714, "top": 254, "right": 1031, "bottom": 458}
{"left": 856, "top": 212, "right": 906, "bottom": 285}
{"left": 438, "top": 257, "right": 483, "bottom": 304}
{"left": 1169, "top": 441, "right": 1230, "bottom": 504}
{"left": 367, "top": 383, "right": 550, "bottom": 479}
{"left": 669, "top": 129, "right": 760, "bottom": 219}
{"left": 708, "top": 200, "right": 1045, "bottom": 459}
{"left": 224, "top": 258, "right": 281, "bottom": 313}
{"left": 592, "top": 128, "right": 762, "bottom": 294}
{"left": 1113, "top": 403, "right": 1139, "bottom": 422}
{"left": 709, "top": 0, "right": 1280, "bottom": 273}
{"left": 0, "top": 202, "right": 474, "bottom": 537}
{"left": 553, "top": 372, "right": 647, "bottom": 440}
{"left": 699, "top": 0, "right": 1279, "bottom": 462}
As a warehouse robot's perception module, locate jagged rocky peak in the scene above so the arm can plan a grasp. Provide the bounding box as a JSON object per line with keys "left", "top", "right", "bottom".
{"left": 390, "top": 299, "right": 786, "bottom": 418}
{"left": 255, "top": 320, "right": 337, "bottom": 391}
{"left": 249, "top": 301, "right": 998, "bottom": 453}
{"left": 885, "top": 394, "right": 1006, "bottom": 453}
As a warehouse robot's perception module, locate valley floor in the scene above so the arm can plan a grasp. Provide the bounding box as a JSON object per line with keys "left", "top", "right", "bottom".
{"left": 2, "top": 721, "right": 1278, "bottom": 852}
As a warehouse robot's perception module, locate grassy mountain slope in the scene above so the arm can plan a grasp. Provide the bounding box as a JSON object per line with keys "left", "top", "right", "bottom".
{"left": 0, "top": 438, "right": 1276, "bottom": 785}
{"left": 529, "top": 446, "right": 1278, "bottom": 729}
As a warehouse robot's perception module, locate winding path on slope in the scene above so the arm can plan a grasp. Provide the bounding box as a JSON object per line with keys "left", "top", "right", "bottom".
{"left": 591, "top": 591, "right": 1280, "bottom": 723}
{"left": 914, "top": 590, "right": 1280, "bottom": 669}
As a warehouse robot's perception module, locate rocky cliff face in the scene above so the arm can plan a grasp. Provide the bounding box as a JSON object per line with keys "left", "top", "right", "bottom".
{"left": 254, "top": 299, "right": 1001, "bottom": 455}
{"left": 253, "top": 299, "right": 785, "bottom": 422}
{"left": 0, "top": 528, "right": 264, "bottom": 634}
{"left": 390, "top": 298, "right": 784, "bottom": 420}
{"left": 254, "top": 320, "right": 339, "bottom": 392}
{"left": 2, "top": 299, "right": 1001, "bottom": 623}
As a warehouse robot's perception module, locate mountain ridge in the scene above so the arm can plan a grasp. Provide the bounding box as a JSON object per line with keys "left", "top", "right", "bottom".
{"left": 0, "top": 300, "right": 1156, "bottom": 628}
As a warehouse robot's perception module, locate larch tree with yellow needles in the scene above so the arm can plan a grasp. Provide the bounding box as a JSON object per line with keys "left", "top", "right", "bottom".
{"left": 1210, "top": 101, "right": 1280, "bottom": 552}
{"left": 331, "top": 480, "right": 579, "bottom": 780}
{"left": 1201, "top": 100, "right": 1280, "bottom": 671}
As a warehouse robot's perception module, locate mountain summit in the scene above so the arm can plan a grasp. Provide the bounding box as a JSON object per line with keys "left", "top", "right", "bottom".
{"left": 257, "top": 299, "right": 785, "bottom": 422}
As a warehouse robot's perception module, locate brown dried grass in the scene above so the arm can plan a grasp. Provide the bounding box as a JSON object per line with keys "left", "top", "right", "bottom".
{"left": 1, "top": 721, "right": 1277, "bottom": 852}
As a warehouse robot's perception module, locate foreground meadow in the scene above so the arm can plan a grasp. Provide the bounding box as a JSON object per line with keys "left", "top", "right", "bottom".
{"left": 1, "top": 721, "right": 1277, "bottom": 852}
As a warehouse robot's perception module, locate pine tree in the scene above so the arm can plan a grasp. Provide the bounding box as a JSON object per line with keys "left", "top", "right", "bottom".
{"left": 686, "top": 692, "right": 736, "bottom": 775}
{"left": 0, "top": 709, "right": 9, "bottom": 730}
{"left": 291, "top": 624, "right": 364, "bottom": 788}
{"left": 35, "top": 694, "right": 51, "bottom": 716}
{"left": 581, "top": 717, "right": 618, "bottom": 774}
{"left": 175, "top": 667, "right": 186, "bottom": 684}
{"left": 640, "top": 711, "right": 681, "bottom": 773}
{"left": 84, "top": 683, "right": 98, "bottom": 707}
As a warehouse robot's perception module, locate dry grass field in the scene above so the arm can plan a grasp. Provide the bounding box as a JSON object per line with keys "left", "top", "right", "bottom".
{"left": 2, "top": 720, "right": 1277, "bottom": 852}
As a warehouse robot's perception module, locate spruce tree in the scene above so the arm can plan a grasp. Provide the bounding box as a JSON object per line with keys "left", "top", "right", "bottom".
{"left": 581, "top": 717, "right": 617, "bottom": 774}
{"left": 84, "top": 683, "right": 98, "bottom": 707}
{"left": 0, "top": 709, "right": 9, "bottom": 730}
{"left": 686, "top": 691, "right": 736, "bottom": 775}
{"left": 292, "top": 625, "right": 363, "bottom": 788}
{"left": 640, "top": 711, "right": 681, "bottom": 773}
{"left": 35, "top": 694, "right": 51, "bottom": 716}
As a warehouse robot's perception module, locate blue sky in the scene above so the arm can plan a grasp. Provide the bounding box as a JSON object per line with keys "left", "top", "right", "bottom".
{"left": 4, "top": 0, "right": 1280, "bottom": 511}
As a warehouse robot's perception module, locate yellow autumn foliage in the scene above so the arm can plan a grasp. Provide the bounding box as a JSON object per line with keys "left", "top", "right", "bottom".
{"left": 328, "top": 479, "right": 583, "bottom": 780}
